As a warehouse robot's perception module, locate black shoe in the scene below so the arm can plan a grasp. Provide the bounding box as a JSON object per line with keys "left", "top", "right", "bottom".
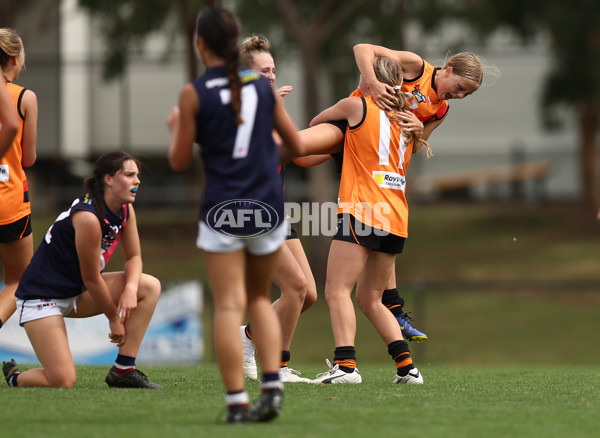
{"left": 105, "top": 366, "right": 162, "bottom": 389}
{"left": 248, "top": 388, "right": 283, "bottom": 422}
{"left": 3, "top": 359, "right": 21, "bottom": 387}
{"left": 224, "top": 404, "right": 249, "bottom": 424}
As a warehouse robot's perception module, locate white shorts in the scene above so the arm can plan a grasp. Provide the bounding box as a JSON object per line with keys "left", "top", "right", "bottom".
{"left": 16, "top": 297, "right": 79, "bottom": 326}
{"left": 197, "top": 220, "right": 286, "bottom": 255}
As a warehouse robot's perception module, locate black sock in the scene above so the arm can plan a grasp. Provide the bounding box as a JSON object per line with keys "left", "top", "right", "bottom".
{"left": 382, "top": 288, "right": 405, "bottom": 316}
{"left": 388, "top": 340, "right": 414, "bottom": 375}
{"left": 281, "top": 350, "right": 291, "bottom": 367}
{"left": 334, "top": 346, "right": 357, "bottom": 373}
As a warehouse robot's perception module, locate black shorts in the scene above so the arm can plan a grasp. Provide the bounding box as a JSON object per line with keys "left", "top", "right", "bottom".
{"left": 333, "top": 213, "right": 405, "bottom": 254}
{"left": 285, "top": 221, "right": 299, "bottom": 240}
{"left": 0, "top": 214, "right": 32, "bottom": 243}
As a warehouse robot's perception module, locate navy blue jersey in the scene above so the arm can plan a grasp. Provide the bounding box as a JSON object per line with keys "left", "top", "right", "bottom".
{"left": 16, "top": 195, "right": 129, "bottom": 300}
{"left": 192, "top": 67, "right": 284, "bottom": 236}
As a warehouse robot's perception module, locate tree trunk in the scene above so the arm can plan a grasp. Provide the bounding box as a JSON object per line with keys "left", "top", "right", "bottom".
{"left": 579, "top": 101, "right": 599, "bottom": 209}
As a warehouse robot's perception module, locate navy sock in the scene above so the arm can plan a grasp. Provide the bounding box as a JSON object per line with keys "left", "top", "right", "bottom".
{"left": 114, "top": 354, "right": 136, "bottom": 372}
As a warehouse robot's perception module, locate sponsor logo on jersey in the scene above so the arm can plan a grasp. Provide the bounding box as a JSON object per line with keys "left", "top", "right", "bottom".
{"left": 206, "top": 199, "right": 280, "bottom": 238}
{"left": 373, "top": 171, "right": 406, "bottom": 191}
{"left": 205, "top": 77, "right": 229, "bottom": 89}
{"left": 0, "top": 164, "right": 8, "bottom": 182}
{"left": 411, "top": 84, "right": 427, "bottom": 103}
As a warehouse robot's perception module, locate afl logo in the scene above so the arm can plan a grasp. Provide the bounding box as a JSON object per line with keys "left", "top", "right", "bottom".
{"left": 206, "top": 199, "right": 280, "bottom": 238}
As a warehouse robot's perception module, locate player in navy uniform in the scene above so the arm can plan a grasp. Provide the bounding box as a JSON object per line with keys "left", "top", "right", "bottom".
{"left": 167, "top": 7, "right": 302, "bottom": 424}
{"left": 2, "top": 151, "right": 162, "bottom": 389}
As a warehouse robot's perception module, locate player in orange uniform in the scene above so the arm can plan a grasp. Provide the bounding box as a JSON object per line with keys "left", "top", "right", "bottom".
{"left": 311, "top": 56, "right": 427, "bottom": 384}
{"left": 0, "top": 28, "right": 38, "bottom": 331}
{"left": 352, "top": 45, "right": 483, "bottom": 339}
{"left": 0, "top": 76, "right": 18, "bottom": 159}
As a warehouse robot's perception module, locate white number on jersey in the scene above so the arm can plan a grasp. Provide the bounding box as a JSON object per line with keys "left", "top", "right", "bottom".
{"left": 219, "top": 84, "right": 259, "bottom": 159}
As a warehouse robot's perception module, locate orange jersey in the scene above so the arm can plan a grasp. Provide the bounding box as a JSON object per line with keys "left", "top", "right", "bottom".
{"left": 0, "top": 82, "right": 30, "bottom": 225}
{"left": 337, "top": 96, "right": 413, "bottom": 237}
{"left": 402, "top": 59, "right": 449, "bottom": 123}
{"left": 352, "top": 59, "right": 449, "bottom": 123}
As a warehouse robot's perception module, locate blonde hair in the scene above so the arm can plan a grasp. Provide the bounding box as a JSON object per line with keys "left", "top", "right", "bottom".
{"left": 0, "top": 28, "right": 23, "bottom": 71}
{"left": 240, "top": 34, "right": 272, "bottom": 69}
{"left": 444, "top": 52, "right": 483, "bottom": 86}
{"left": 373, "top": 56, "right": 432, "bottom": 158}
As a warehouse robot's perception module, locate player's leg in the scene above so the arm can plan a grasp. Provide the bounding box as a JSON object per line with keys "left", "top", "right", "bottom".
{"left": 270, "top": 238, "right": 315, "bottom": 382}
{"left": 384, "top": 269, "right": 427, "bottom": 342}
{"left": 325, "top": 240, "right": 368, "bottom": 347}
{"left": 246, "top": 248, "right": 282, "bottom": 378}
{"left": 357, "top": 254, "right": 423, "bottom": 384}
{"left": 311, "top": 239, "right": 366, "bottom": 384}
{"left": 271, "top": 240, "right": 309, "bottom": 352}
{"left": 205, "top": 249, "right": 248, "bottom": 393}
{"left": 355, "top": 252, "right": 401, "bottom": 344}
{"left": 0, "top": 233, "right": 33, "bottom": 327}
{"left": 68, "top": 271, "right": 162, "bottom": 388}
{"left": 245, "top": 247, "right": 286, "bottom": 420}
{"left": 16, "top": 315, "right": 76, "bottom": 387}
{"left": 298, "top": 123, "right": 344, "bottom": 156}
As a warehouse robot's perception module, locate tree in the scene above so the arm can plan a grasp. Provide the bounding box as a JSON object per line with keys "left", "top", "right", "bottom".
{"left": 410, "top": 0, "right": 600, "bottom": 208}
{"left": 77, "top": 0, "right": 207, "bottom": 82}
{"left": 235, "top": 0, "right": 409, "bottom": 279}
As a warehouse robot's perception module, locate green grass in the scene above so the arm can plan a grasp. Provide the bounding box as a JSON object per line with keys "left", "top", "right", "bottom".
{"left": 16, "top": 203, "right": 600, "bottom": 436}
{"left": 2, "top": 364, "right": 598, "bottom": 438}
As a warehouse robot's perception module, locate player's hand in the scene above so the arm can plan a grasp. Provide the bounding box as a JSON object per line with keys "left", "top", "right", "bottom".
{"left": 108, "top": 317, "right": 125, "bottom": 347}
{"left": 166, "top": 106, "right": 180, "bottom": 133}
{"left": 277, "top": 85, "right": 293, "bottom": 98}
{"left": 368, "top": 80, "right": 396, "bottom": 111}
{"left": 397, "top": 110, "right": 424, "bottom": 134}
{"left": 117, "top": 289, "right": 137, "bottom": 322}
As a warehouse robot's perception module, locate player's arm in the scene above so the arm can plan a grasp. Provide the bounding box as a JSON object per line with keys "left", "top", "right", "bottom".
{"left": 20, "top": 89, "right": 38, "bottom": 167}
{"left": 168, "top": 83, "right": 198, "bottom": 173}
{"left": 117, "top": 205, "right": 143, "bottom": 320}
{"left": 273, "top": 92, "right": 303, "bottom": 162}
{"left": 311, "top": 97, "right": 363, "bottom": 128}
{"left": 353, "top": 44, "right": 422, "bottom": 110}
{"left": 422, "top": 118, "right": 445, "bottom": 141}
{"left": 0, "top": 80, "right": 18, "bottom": 159}
{"left": 73, "top": 210, "right": 124, "bottom": 345}
{"left": 293, "top": 154, "right": 332, "bottom": 167}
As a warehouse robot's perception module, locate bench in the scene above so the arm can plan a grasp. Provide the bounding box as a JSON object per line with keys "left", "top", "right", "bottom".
{"left": 411, "top": 160, "right": 551, "bottom": 201}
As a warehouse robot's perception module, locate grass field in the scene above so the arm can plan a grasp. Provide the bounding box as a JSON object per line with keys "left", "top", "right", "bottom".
{"left": 9, "top": 202, "right": 599, "bottom": 436}
{"left": 2, "top": 364, "right": 598, "bottom": 438}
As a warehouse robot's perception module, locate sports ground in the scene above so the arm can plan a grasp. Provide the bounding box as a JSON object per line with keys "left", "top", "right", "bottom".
{"left": 3, "top": 202, "right": 600, "bottom": 436}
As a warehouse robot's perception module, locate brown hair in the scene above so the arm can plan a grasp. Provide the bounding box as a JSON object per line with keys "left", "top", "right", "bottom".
{"left": 240, "top": 34, "right": 272, "bottom": 69}
{"left": 83, "top": 151, "right": 140, "bottom": 226}
{"left": 196, "top": 7, "right": 243, "bottom": 124}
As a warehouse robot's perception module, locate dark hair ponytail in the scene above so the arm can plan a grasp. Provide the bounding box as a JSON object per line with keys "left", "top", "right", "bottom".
{"left": 196, "top": 7, "right": 243, "bottom": 124}
{"left": 83, "top": 151, "right": 140, "bottom": 226}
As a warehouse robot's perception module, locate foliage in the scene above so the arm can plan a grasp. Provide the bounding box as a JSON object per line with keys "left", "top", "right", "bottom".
{"left": 235, "top": 0, "right": 409, "bottom": 102}
{"left": 77, "top": 0, "right": 206, "bottom": 81}
{"left": 411, "top": 0, "right": 600, "bottom": 129}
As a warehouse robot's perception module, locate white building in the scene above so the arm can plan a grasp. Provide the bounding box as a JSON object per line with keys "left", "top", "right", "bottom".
{"left": 14, "top": 1, "right": 581, "bottom": 209}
